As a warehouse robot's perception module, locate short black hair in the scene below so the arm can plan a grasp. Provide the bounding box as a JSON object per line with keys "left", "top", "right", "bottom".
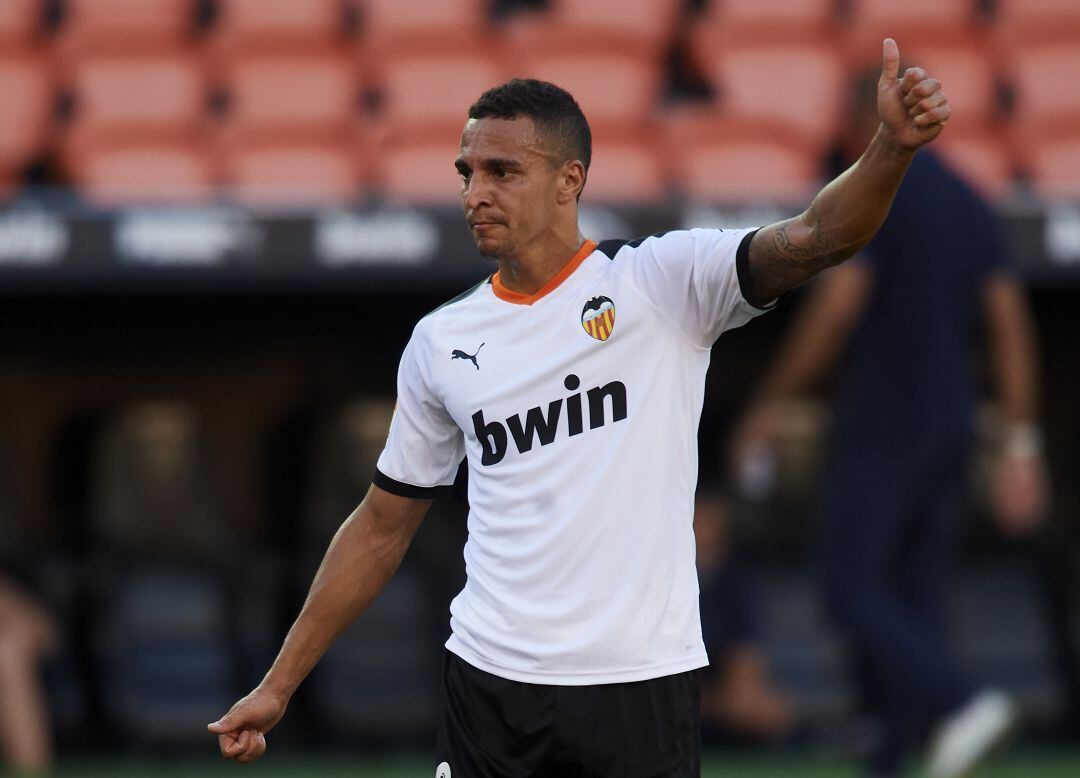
{"left": 468, "top": 78, "right": 592, "bottom": 173}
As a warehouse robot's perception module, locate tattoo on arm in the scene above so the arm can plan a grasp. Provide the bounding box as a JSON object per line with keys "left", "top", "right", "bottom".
{"left": 746, "top": 204, "right": 850, "bottom": 305}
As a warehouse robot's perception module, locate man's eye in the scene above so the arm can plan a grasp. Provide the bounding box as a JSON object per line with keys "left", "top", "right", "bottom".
{"left": 494, "top": 169, "right": 510, "bottom": 179}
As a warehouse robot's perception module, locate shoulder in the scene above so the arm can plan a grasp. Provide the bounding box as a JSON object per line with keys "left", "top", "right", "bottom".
{"left": 594, "top": 232, "right": 674, "bottom": 260}
{"left": 417, "top": 275, "right": 490, "bottom": 331}
{"left": 596, "top": 229, "right": 755, "bottom": 272}
{"left": 595, "top": 230, "right": 731, "bottom": 262}
{"left": 392, "top": 276, "right": 486, "bottom": 357}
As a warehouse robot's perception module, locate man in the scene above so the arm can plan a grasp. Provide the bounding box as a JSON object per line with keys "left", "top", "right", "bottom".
{"left": 210, "top": 39, "right": 950, "bottom": 774}
{"left": 729, "top": 69, "right": 1047, "bottom": 778}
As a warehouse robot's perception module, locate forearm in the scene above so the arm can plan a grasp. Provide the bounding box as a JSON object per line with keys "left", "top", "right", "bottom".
{"left": 747, "top": 126, "right": 913, "bottom": 303}
{"left": 986, "top": 277, "right": 1040, "bottom": 427}
{"left": 259, "top": 497, "right": 424, "bottom": 699}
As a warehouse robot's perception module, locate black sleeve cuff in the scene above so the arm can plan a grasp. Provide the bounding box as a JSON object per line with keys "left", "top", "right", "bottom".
{"left": 735, "top": 228, "right": 778, "bottom": 311}
{"left": 373, "top": 469, "right": 453, "bottom": 500}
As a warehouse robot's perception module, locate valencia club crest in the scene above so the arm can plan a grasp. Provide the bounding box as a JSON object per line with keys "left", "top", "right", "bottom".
{"left": 581, "top": 296, "right": 616, "bottom": 341}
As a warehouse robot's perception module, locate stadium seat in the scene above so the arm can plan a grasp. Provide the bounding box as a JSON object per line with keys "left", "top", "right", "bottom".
{"left": 299, "top": 398, "right": 441, "bottom": 740}
{"left": 85, "top": 403, "right": 240, "bottom": 746}
{"left": 901, "top": 42, "right": 999, "bottom": 134}
{"left": 221, "top": 140, "right": 361, "bottom": 206}
{"left": 65, "top": 50, "right": 206, "bottom": 139}
{"left": 73, "top": 140, "right": 216, "bottom": 205}
{"left": 1027, "top": 136, "right": 1080, "bottom": 200}
{"left": 669, "top": 125, "right": 822, "bottom": 203}
{"left": 220, "top": 51, "right": 359, "bottom": 138}
{"left": 360, "top": 0, "right": 490, "bottom": 51}
{"left": 1008, "top": 43, "right": 1080, "bottom": 138}
{"left": 213, "top": 0, "right": 349, "bottom": 50}
{"left": 372, "top": 49, "right": 507, "bottom": 138}
{"left": 0, "top": 0, "right": 43, "bottom": 45}
{"left": 0, "top": 167, "right": 15, "bottom": 200}
{"left": 994, "top": 0, "right": 1080, "bottom": 44}
{"left": 935, "top": 135, "right": 1015, "bottom": 200}
{"left": 694, "top": 0, "right": 837, "bottom": 39}
{"left": 846, "top": 0, "right": 978, "bottom": 44}
{"left": 515, "top": 49, "right": 662, "bottom": 132}
{"left": 59, "top": 0, "right": 197, "bottom": 51}
{"left": 376, "top": 133, "right": 464, "bottom": 205}
{"left": 583, "top": 135, "right": 667, "bottom": 205}
{"left": 506, "top": 0, "right": 681, "bottom": 58}
{"left": 0, "top": 52, "right": 53, "bottom": 173}
{"left": 691, "top": 42, "right": 845, "bottom": 154}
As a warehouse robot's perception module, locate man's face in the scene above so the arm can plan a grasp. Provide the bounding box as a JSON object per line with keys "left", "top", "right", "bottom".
{"left": 455, "top": 116, "right": 566, "bottom": 260}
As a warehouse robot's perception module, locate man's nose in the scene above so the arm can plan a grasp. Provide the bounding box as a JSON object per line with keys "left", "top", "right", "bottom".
{"left": 464, "top": 175, "right": 492, "bottom": 211}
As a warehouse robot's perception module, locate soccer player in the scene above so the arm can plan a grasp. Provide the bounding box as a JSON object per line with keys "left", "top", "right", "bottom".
{"left": 210, "top": 39, "right": 950, "bottom": 775}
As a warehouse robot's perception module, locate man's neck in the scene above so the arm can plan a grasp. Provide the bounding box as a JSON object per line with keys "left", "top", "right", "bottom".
{"left": 495, "top": 229, "right": 588, "bottom": 296}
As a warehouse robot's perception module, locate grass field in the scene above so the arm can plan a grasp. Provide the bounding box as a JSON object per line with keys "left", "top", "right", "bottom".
{"left": 38, "top": 750, "right": 1080, "bottom": 777}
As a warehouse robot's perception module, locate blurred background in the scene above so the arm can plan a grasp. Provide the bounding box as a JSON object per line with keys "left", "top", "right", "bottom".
{"left": 0, "top": 0, "right": 1078, "bottom": 775}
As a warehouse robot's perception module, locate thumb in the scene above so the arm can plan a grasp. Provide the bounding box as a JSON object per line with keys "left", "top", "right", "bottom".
{"left": 880, "top": 37, "right": 900, "bottom": 87}
{"left": 207, "top": 713, "right": 240, "bottom": 734}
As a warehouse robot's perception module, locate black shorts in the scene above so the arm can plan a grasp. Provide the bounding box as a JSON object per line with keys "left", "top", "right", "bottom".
{"left": 435, "top": 651, "right": 701, "bottom": 777}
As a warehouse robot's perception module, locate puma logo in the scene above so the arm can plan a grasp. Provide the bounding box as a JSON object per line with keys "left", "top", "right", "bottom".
{"left": 451, "top": 342, "right": 484, "bottom": 370}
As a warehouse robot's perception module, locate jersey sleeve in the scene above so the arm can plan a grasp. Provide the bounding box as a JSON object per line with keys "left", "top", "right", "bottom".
{"left": 374, "top": 324, "right": 464, "bottom": 499}
{"left": 616, "top": 228, "right": 774, "bottom": 347}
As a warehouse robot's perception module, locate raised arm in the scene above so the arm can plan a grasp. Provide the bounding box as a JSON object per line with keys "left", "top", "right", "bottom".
{"left": 743, "top": 38, "right": 950, "bottom": 306}
{"left": 207, "top": 485, "right": 432, "bottom": 763}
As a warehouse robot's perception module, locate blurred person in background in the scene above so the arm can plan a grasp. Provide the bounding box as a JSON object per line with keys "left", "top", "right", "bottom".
{"left": 0, "top": 575, "right": 56, "bottom": 775}
{"left": 209, "top": 40, "right": 952, "bottom": 774}
{"left": 730, "top": 68, "right": 1049, "bottom": 778}
{"left": 694, "top": 489, "right": 795, "bottom": 742}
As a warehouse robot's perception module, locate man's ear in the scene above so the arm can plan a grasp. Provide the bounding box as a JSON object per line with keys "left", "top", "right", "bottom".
{"left": 557, "top": 160, "right": 586, "bottom": 204}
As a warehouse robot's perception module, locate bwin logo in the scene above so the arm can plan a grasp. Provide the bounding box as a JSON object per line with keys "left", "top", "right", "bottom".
{"left": 471, "top": 374, "right": 627, "bottom": 466}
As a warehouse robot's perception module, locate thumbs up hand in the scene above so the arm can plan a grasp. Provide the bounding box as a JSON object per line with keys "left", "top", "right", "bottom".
{"left": 877, "top": 38, "right": 950, "bottom": 150}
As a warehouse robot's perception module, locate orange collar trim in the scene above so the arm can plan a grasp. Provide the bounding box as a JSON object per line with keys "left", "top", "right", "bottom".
{"left": 490, "top": 240, "right": 597, "bottom": 305}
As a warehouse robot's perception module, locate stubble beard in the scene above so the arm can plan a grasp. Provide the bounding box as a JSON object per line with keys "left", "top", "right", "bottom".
{"left": 475, "top": 234, "right": 516, "bottom": 261}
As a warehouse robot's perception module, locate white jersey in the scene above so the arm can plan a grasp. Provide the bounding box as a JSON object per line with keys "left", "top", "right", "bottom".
{"left": 375, "top": 228, "right": 772, "bottom": 685}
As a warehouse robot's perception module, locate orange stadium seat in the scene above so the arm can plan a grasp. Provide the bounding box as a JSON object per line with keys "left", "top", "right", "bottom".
{"left": 695, "top": 0, "right": 837, "bottom": 38}
{"left": 221, "top": 51, "right": 359, "bottom": 138}
{"left": 583, "top": 136, "right": 667, "bottom": 204}
{"left": 1027, "top": 137, "right": 1080, "bottom": 199}
{"left": 73, "top": 140, "right": 216, "bottom": 205}
{"left": 213, "top": 0, "right": 349, "bottom": 49}
{"left": 66, "top": 50, "right": 206, "bottom": 138}
{"left": 1009, "top": 43, "right": 1080, "bottom": 138}
{"left": 373, "top": 50, "right": 507, "bottom": 138}
{"left": 376, "top": 132, "right": 463, "bottom": 205}
{"left": 0, "top": 53, "right": 53, "bottom": 173}
{"left": 222, "top": 140, "right": 361, "bottom": 206}
{"left": 515, "top": 50, "right": 662, "bottom": 131}
{"left": 0, "top": 167, "right": 16, "bottom": 200}
{"left": 934, "top": 135, "right": 1015, "bottom": 200}
{"left": 901, "top": 42, "right": 998, "bottom": 134}
{"left": 692, "top": 42, "right": 844, "bottom": 154}
{"left": 846, "top": 0, "right": 977, "bottom": 43}
{"left": 994, "top": 0, "right": 1080, "bottom": 44}
{"left": 59, "top": 0, "right": 197, "bottom": 50}
{"left": 507, "top": 0, "right": 682, "bottom": 57}
{"left": 0, "top": 0, "right": 43, "bottom": 45}
{"left": 360, "top": 0, "right": 490, "bottom": 50}
{"left": 672, "top": 132, "right": 822, "bottom": 203}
